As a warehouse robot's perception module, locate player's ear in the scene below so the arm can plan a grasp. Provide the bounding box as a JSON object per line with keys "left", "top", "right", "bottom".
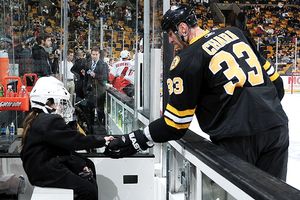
{"left": 177, "top": 22, "right": 187, "bottom": 35}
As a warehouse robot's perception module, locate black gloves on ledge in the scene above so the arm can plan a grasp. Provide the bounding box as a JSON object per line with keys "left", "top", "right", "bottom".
{"left": 104, "top": 129, "right": 154, "bottom": 158}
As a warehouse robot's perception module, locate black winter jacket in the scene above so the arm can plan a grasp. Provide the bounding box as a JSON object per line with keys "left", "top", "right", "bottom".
{"left": 20, "top": 113, "right": 106, "bottom": 186}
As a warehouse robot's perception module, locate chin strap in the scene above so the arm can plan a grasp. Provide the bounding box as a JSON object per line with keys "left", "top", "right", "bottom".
{"left": 32, "top": 100, "right": 56, "bottom": 114}
{"left": 43, "top": 105, "right": 56, "bottom": 114}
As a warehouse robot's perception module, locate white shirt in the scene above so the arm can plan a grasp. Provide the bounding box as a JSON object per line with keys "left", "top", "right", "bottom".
{"left": 60, "top": 60, "right": 74, "bottom": 80}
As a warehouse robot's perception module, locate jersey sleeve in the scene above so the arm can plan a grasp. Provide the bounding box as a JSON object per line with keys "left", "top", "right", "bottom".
{"left": 110, "top": 63, "right": 117, "bottom": 77}
{"left": 257, "top": 55, "right": 284, "bottom": 100}
{"left": 260, "top": 58, "right": 280, "bottom": 82}
{"left": 147, "top": 53, "right": 203, "bottom": 142}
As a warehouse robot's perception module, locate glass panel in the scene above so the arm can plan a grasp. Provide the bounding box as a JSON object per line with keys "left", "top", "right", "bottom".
{"left": 116, "top": 103, "right": 123, "bottom": 130}
{"left": 124, "top": 109, "right": 133, "bottom": 134}
{"left": 202, "top": 173, "right": 236, "bottom": 200}
{"left": 111, "top": 98, "right": 116, "bottom": 121}
{"left": 106, "top": 93, "right": 111, "bottom": 115}
{"left": 0, "top": 0, "right": 146, "bottom": 155}
{"left": 150, "top": 0, "right": 163, "bottom": 49}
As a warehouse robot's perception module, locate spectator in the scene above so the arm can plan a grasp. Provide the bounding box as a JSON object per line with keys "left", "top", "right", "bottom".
{"left": 18, "top": 42, "right": 33, "bottom": 76}
{"left": 60, "top": 49, "right": 75, "bottom": 104}
{"left": 31, "top": 34, "right": 53, "bottom": 77}
{"left": 71, "top": 49, "right": 88, "bottom": 100}
{"left": 124, "top": 6, "right": 132, "bottom": 26}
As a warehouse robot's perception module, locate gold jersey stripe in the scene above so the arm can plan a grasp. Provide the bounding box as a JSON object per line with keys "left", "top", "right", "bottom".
{"left": 164, "top": 117, "right": 190, "bottom": 130}
{"left": 262, "top": 61, "right": 279, "bottom": 81}
{"left": 189, "top": 30, "right": 210, "bottom": 45}
{"left": 270, "top": 72, "right": 280, "bottom": 81}
{"left": 166, "top": 104, "right": 196, "bottom": 117}
{"left": 263, "top": 61, "right": 271, "bottom": 70}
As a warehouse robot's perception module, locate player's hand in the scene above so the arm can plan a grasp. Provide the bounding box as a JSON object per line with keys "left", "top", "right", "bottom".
{"left": 104, "top": 130, "right": 153, "bottom": 158}
{"left": 104, "top": 136, "right": 114, "bottom": 142}
{"left": 104, "top": 136, "right": 114, "bottom": 145}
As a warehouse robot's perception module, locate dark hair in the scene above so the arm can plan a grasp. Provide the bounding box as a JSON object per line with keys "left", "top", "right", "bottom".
{"left": 67, "top": 49, "right": 74, "bottom": 55}
{"left": 36, "top": 33, "right": 52, "bottom": 45}
{"left": 22, "top": 109, "right": 40, "bottom": 145}
{"left": 91, "top": 46, "right": 100, "bottom": 53}
{"left": 22, "top": 99, "right": 54, "bottom": 145}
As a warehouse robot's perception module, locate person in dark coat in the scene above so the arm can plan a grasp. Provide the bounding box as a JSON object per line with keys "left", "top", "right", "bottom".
{"left": 71, "top": 49, "right": 88, "bottom": 100}
{"left": 31, "top": 34, "right": 53, "bottom": 76}
{"left": 84, "top": 47, "right": 108, "bottom": 127}
{"left": 20, "top": 76, "right": 113, "bottom": 200}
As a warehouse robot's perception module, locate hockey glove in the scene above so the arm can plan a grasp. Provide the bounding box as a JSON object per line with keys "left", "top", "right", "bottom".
{"left": 104, "top": 129, "right": 154, "bottom": 158}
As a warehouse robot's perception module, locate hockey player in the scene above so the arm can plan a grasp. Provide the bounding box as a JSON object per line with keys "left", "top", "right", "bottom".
{"left": 120, "top": 64, "right": 135, "bottom": 97}
{"left": 109, "top": 50, "right": 134, "bottom": 93}
{"left": 168, "top": 9, "right": 284, "bottom": 101}
{"left": 105, "top": 5, "right": 289, "bottom": 181}
{"left": 21, "top": 76, "right": 114, "bottom": 200}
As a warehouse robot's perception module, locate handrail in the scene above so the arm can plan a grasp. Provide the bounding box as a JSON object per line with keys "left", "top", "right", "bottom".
{"left": 174, "top": 130, "right": 300, "bottom": 200}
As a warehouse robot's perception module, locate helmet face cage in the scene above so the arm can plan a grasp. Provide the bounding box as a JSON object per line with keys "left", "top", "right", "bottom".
{"left": 53, "top": 98, "right": 74, "bottom": 123}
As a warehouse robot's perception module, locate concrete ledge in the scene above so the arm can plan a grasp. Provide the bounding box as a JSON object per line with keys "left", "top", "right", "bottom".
{"left": 31, "top": 187, "right": 73, "bottom": 200}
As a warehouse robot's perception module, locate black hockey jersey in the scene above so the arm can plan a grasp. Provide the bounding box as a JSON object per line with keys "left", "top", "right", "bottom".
{"left": 148, "top": 27, "right": 288, "bottom": 142}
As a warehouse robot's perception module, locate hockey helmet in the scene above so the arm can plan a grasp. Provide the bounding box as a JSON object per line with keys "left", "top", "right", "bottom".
{"left": 120, "top": 50, "right": 130, "bottom": 59}
{"left": 161, "top": 5, "right": 198, "bottom": 33}
{"left": 30, "top": 76, "right": 74, "bottom": 122}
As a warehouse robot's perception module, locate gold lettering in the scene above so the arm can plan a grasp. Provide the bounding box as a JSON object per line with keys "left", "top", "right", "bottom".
{"left": 202, "top": 42, "right": 216, "bottom": 55}
{"left": 225, "top": 30, "right": 239, "bottom": 41}
{"left": 213, "top": 36, "right": 227, "bottom": 47}
{"left": 202, "top": 30, "right": 239, "bottom": 56}
{"left": 218, "top": 33, "right": 234, "bottom": 42}
{"left": 209, "top": 39, "right": 222, "bottom": 49}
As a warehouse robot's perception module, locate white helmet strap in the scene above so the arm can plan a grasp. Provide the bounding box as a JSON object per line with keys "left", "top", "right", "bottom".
{"left": 31, "top": 100, "right": 56, "bottom": 114}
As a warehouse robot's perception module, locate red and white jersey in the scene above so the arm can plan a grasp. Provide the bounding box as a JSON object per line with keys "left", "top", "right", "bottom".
{"left": 109, "top": 60, "right": 134, "bottom": 78}
{"left": 123, "top": 64, "right": 135, "bottom": 84}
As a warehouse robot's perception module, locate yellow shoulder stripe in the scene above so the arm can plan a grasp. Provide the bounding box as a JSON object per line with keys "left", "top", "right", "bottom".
{"left": 166, "top": 104, "right": 196, "bottom": 117}
{"left": 270, "top": 72, "right": 280, "bottom": 82}
{"left": 263, "top": 61, "right": 271, "bottom": 70}
{"left": 189, "top": 30, "right": 210, "bottom": 45}
{"left": 164, "top": 117, "right": 190, "bottom": 130}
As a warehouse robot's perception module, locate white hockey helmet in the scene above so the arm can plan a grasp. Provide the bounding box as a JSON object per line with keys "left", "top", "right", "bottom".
{"left": 30, "top": 76, "right": 74, "bottom": 123}
{"left": 120, "top": 50, "right": 130, "bottom": 59}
